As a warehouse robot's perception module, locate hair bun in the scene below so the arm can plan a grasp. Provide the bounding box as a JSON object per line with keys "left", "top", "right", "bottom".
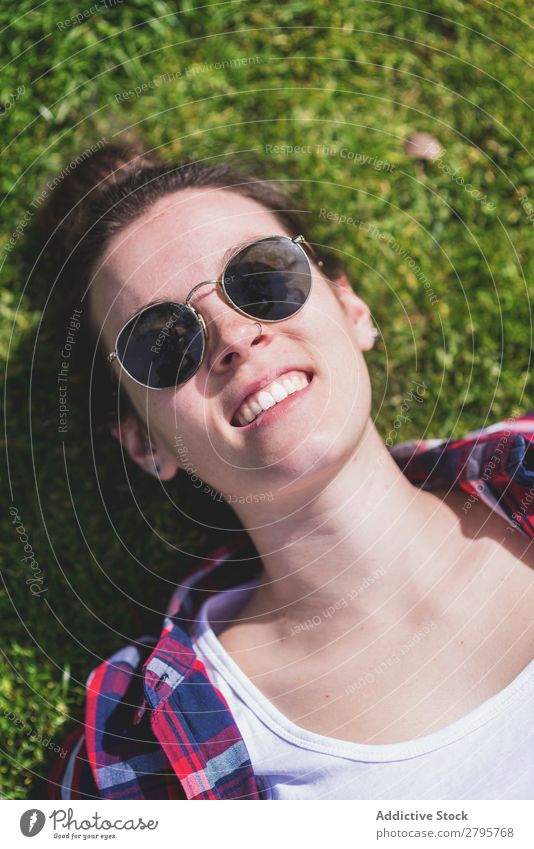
{"left": 37, "top": 137, "right": 161, "bottom": 269}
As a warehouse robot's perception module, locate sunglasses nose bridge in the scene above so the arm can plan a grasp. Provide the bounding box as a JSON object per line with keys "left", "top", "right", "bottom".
{"left": 184, "top": 278, "right": 219, "bottom": 308}
{"left": 185, "top": 279, "right": 236, "bottom": 338}
{"left": 188, "top": 277, "right": 248, "bottom": 325}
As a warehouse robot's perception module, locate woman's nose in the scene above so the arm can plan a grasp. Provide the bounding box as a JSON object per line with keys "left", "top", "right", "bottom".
{"left": 208, "top": 313, "right": 266, "bottom": 373}
{"left": 199, "top": 290, "right": 266, "bottom": 373}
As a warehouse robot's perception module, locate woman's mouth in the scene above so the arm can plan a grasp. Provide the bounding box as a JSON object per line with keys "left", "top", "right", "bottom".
{"left": 230, "top": 369, "right": 314, "bottom": 430}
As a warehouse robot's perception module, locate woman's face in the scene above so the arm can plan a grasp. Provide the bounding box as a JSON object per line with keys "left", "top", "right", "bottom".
{"left": 90, "top": 187, "right": 376, "bottom": 502}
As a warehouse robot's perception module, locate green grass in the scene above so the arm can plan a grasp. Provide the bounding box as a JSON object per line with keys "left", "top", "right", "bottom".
{"left": 1, "top": 0, "right": 533, "bottom": 798}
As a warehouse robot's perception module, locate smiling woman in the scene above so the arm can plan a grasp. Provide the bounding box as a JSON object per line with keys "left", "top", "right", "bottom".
{"left": 38, "top": 138, "right": 534, "bottom": 801}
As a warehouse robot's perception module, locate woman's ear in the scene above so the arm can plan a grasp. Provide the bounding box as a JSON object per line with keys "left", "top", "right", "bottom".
{"left": 331, "top": 272, "right": 378, "bottom": 352}
{"left": 110, "top": 418, "right": 179, "bottom": 480}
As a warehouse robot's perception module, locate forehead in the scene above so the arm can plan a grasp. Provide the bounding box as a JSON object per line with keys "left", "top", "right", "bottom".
{"left": 90, "top": 187, "right": 288, "bottom": 330}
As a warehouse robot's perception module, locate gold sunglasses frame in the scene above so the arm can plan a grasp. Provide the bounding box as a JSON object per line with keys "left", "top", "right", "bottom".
{"left": 106, "top": 234, "right": 322, "bottom": 390}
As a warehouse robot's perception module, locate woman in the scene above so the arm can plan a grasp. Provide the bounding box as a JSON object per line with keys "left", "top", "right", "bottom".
{"left": 42, "top": 140, "right": 534, "bottom": 800}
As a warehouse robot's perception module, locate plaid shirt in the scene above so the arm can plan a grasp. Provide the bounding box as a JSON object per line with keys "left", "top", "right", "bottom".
{"left": 48, "top": 412, "right": 534, "bottom": 800}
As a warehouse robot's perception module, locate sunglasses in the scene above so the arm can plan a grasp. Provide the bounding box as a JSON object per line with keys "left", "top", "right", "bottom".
{"left": 107, "top": 234, "right": 320, "bottom": 390}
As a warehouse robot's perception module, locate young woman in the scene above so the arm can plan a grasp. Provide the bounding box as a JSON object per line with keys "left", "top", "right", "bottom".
{"left": 42, "top": 140, "right": 534, "bottom": 800}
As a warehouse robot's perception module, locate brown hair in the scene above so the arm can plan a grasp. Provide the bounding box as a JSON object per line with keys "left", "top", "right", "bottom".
{"left": 36, "top": 137, "right": 343, "bottom": 431}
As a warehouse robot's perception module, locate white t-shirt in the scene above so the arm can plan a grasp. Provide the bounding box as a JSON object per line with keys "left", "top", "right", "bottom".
{"left": 192, "top": 580, "right": 534, "bottom": 800}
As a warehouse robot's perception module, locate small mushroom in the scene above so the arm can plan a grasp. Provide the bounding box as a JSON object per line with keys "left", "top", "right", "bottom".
{"left": 404, "top": 132, "right": 443, "bottom": 162}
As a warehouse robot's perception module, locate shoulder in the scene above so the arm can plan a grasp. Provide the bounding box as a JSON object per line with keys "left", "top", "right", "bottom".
{"left": 395, "top": 411, "right": 534, "bottom": 539}
{"left": 433, "top": 484, "right": 534, "bottom": 596}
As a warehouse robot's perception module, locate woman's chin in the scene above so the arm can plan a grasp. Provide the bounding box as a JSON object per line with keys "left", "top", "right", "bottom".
{"left": 232, "top": 433, "right": 355, "bottom": 495}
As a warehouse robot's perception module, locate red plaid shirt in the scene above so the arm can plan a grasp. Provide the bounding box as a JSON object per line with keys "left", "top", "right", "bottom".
{"left": 48, "top": 412, "right": 534, "bottom": 800}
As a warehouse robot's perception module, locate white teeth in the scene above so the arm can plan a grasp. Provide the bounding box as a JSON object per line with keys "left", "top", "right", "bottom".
{"left": 249, "top": 399, "right": 263, "bottom": 415}
{"left": 268, "top": 382, "right": 289, "bottom": 403}
{"left": 240, "top": 403, "right": 254, "bottom": 421}
{"left": 234, "top": 369, "right": 311, "bottom": 426}
{"left": 282, "top": 377, "right": 299, "bottom": 394}
{"left": 257, "top": 390, "right": 277, "bottom": 409}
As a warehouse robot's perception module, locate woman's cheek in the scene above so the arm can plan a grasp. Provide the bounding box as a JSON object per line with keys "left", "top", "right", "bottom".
{"left": 172, "top": 415, "right": 219, "bottom": 468}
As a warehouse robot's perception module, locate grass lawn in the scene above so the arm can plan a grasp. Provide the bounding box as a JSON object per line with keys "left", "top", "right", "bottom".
{"left": 1, "top": 0, "right": 533, "bottom": 798}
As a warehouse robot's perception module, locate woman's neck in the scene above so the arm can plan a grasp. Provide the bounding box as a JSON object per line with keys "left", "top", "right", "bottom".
{"left": 231, "top": 418, "right": 468, "bottom": 634}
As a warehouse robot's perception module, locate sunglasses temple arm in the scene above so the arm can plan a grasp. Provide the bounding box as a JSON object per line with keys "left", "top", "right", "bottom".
{"left": 295, "top": 235, "right": 324, "bottom": 268}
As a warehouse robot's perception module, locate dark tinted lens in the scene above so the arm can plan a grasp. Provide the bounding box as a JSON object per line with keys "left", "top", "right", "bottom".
{"left": 116, "top": 303, "right": 204, "bottom": 388}
{"left": 223, "top": 237, "right": 311, "bottom": 321}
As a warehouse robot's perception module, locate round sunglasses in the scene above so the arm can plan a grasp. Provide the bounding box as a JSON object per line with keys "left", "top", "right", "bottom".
{"left": 107, "top": 234, "right": 320, "bottom": 390}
